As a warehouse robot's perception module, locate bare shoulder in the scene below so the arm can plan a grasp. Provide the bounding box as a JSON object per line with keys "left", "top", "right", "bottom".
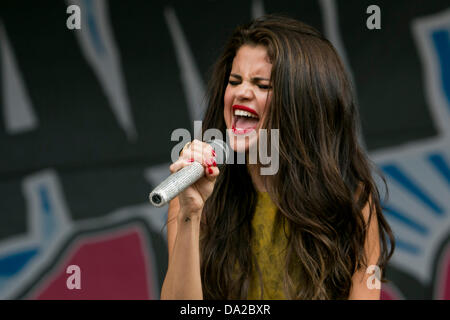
{"left": 348, "top": 186, "right": 381, "bottom": 299}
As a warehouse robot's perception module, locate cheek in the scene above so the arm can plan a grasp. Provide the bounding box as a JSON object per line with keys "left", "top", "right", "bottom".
{"left": 258, "top": 92, "right": 271, "bottom": 114}
{"left": 224, "top": 86, "right": 232, "bottom": 106}
{"left": 223, "top": 87, "right": 232, "bottom": 122}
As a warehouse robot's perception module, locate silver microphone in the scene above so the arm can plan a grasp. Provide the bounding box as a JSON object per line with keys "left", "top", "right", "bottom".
{"left": 149, "top": 139, "right": 228, "bottom": 207}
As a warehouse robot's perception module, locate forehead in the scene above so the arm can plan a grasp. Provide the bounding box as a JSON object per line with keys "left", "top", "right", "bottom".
{"left": 231, "top": 45, "right": 272, "bottom": 76}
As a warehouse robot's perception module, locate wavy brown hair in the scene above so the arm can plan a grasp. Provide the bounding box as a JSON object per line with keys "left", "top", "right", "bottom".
{"left": 200, "top": 14, "right": 395, "bottom": 299}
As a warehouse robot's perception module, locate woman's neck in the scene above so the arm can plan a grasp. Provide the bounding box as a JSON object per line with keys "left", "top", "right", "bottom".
{"left": 247, "top": 164, "right": 267, "bottom": 193}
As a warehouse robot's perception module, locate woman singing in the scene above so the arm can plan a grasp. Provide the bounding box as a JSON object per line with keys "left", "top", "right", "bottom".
{"left": 161, "top": 14, "right": 395, "bottom": 300}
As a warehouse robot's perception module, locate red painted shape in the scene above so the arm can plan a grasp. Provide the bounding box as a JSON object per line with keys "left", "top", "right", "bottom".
{"left": 380, "top": 281, "right": 404, "bottom": 300}
{"left": 435, "top": 243, "right": 450, "bottom": 300}
{"left": 381, "top": 286, "right": 396, "bottom": 300}
{"left": 31, "top": 226, "right": 156, "bottom": 300}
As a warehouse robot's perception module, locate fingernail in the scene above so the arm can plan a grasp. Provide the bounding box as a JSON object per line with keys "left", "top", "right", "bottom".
{"left": 212, "top": 160, "right": 217, "bottom": 167}
{"left": 212, "top": 149, "right": 216, "bottom": 157}
{"left": 188, "top": 158, "right": 194, "bottom": 162}
{"left": 208, "top": 167, "right": 213, "bottom": 174}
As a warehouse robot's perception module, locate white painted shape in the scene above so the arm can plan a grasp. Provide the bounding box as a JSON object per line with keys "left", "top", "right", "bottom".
{"left": 164, "top": 6, "right": 206, "bottom": 125}
{"left": 400, "top": 151, "right": 450, "bottom": 210}
{"left": 145, "top": 162, "right": 171, "bottom": 185}
{"left": 378, "top": 152, "right": 450, "bottom": 283}
{"left": 251, "top": 0, "right": 265, "bottom": 19}
{"left": 22, "top": 169, "right": 72, "bottom": 242}
{"left": 0, "top": 170, "right": 73, "bottom": 299}
{"left": 318, "top": 0, "right": 366, "bottom": 150}
{"left": 67, "top": 0, "right": 137, "bottom": 141}
{"left": 390, "top": 219, "right": 448, "bottom": 284}
{"left": 383, "top": 170, "right": 443, "bottom": 229}
{"left": 371, "top": 136, "right": 449, "bottom": 162}
{"left": 0, "top": 21, "right": 38, "bottom": 134}
{"left": 386, "top": 218, "right": 428, "bottom": 249}
{"left": 411, "top": 9, "right": 450, "bottom": 138}
{"left": 368, "top": 19, "right": 450, "bottom": 280}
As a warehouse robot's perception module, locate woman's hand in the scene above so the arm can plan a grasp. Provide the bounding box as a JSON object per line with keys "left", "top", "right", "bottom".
{"left": 169, "top": 139, "right": 219, "bottom": 222}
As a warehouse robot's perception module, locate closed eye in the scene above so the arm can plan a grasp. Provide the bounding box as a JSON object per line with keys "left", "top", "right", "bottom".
{"left": 228, "top": 80, "right": 271, "bottom": 89}
{"left": 228, "top": 80, "right": 241, "bottom": 86}
{"left": 257, "top": 84, "right": 272, "bottom": 90}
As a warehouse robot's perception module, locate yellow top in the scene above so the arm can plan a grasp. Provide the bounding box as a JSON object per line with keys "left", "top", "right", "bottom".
{"left": 247, "top": 192, "right": 289, "bottom": 299}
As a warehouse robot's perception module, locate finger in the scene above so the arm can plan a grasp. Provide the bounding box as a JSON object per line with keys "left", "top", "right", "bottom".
{"left": 171, "top": 147, "right": 213, "bottom": 173}
{"left": 201, "top": 145, "right": 216, "bottom": 164}
{"left": 179, "top": 140, "right": 203, "bottom": 160}
{"left": 204, "top": 167, "right": 218, "bottom": 182}
{"left": 169, "top": 158, "right": 194, "bottom": 173}
{"left": 200, "top": 141, "right": 216, "bottom": 159}
{"left": 179, "top": 140, "right": 195, "bottom": 158}
{"left": 179, "top": 149, "right": 206, "bottom": 168}
{"left": 181, "top": 149, "right": 216, "bottom": 170}
{"left": 182, "top": 140, "right": 214, "bottom": 160}
{"left": 204, "top": 161, "right": 219, "bottom": 182}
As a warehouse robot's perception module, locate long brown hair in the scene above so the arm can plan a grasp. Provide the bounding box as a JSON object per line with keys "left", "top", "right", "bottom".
{"left": 200, "top": 14, "right": 395, "bottom": 299}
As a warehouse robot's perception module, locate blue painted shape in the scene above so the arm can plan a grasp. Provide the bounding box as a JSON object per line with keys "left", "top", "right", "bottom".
{"left": 394, "top": 238, "right": 420, "bottom": 255}
{"left": 83, "top": 0, "right": 105, "bottom": 55}
{"left": 0, "top": 276, "right": 9, "bottom": 291}
{"left": 382, "top": 164, "right": 444, "bottom": 216}
{"left": 428, "top": 153, "right": 450, "bottom": 185}
{"left": 0, "top": 248, "right": 39, "bottom": 276}
{"left": 431, "top": 29, "right": 450, "bottom": 108}
{"left": 38, "top": 185, "right": 56, "bottom": 240}
{"left": 39, "top": 185, "right": 51, "bottom": 214}
{"left": 383, "top": 205, "right": 429, "bottom": 236}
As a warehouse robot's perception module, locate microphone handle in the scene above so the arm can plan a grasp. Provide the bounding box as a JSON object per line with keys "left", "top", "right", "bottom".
{"left": 149, "top": 161, "right": 205, "bottom": 207}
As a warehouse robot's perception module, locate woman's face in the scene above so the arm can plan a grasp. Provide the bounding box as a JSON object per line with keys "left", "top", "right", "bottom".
{"left": 224, "top": 45, "right": 272, "bottom": 153}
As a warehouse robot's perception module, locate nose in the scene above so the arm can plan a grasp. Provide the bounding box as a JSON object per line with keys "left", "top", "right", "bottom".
{"left": 236, "top": 82, "right": 254, "bottom": 101}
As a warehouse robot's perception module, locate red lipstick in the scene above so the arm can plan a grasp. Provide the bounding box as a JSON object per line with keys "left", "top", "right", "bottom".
{"left": 232, "top": 105, "right": 259, "bottom": 117}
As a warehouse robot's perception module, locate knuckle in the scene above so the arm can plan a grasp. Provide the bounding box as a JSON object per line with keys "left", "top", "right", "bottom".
{"left": 181, "top": 150, "right": 192, "bottom": 159}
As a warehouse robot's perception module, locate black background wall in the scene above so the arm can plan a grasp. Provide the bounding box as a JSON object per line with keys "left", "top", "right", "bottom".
{"left": 0, "top": 0, "right": 449, "bottom": 300}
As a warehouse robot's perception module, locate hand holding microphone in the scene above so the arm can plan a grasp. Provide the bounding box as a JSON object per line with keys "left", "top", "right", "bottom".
{"left": 149, "top": 139, "right": 227, "bottom": 221}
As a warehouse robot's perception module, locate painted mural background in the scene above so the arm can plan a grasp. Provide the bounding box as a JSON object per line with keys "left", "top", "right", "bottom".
{"left": 0, "top": 0, "right": 449, "bottom": 299}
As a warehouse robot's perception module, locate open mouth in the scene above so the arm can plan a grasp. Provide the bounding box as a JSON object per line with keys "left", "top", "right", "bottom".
{"left": 231, "top": 105, "right": 260, "bottom": 134}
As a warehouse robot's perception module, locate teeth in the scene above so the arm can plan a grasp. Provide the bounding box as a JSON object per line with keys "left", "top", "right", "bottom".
{"left": 234, "top": 109, "right": 258, "bottom": 119}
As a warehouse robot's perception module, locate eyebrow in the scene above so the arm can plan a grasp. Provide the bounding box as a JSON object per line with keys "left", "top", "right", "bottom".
{"left": 230, "top": 73, "right": 270, "bottom": 81}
